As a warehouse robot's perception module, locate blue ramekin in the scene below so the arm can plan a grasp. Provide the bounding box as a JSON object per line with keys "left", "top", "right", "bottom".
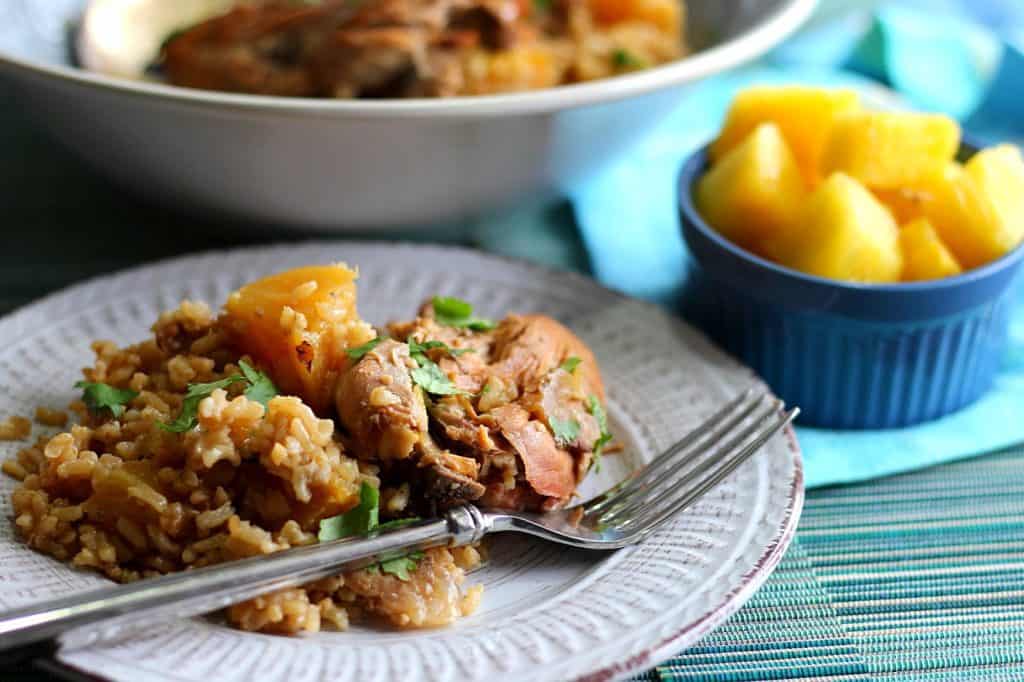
{"left": 677, "top": 143, "right": 1024, "bottom": 429}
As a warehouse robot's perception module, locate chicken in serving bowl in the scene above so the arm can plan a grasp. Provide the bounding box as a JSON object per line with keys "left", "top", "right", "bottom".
{"left": 0, "top": 0, "right": 813, "bottom": 228}
{"left": 83, "top": 0, "right": 684, "bottom": 98}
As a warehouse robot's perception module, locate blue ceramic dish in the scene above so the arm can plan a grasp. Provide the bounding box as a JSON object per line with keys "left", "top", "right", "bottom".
{"left": 677, "top": 143, "right": 1024, "bottom": 429}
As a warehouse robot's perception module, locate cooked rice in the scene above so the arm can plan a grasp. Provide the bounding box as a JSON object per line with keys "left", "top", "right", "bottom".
{"left": 0, "top": 416, "right": 31, "bottom": 441}
{"left": 4, "top": 301, "right": 481, "bottom": 634}
{"left": 34, "top": 407, "right": 69, "bottom": 427}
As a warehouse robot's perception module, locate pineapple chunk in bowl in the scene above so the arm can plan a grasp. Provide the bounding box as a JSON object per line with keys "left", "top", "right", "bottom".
{"left": 678, "top": 136, "right": 1024, "bottom": 430}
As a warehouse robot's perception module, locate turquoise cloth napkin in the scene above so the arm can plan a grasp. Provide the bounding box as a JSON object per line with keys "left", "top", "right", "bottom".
{"left": 483, "top": 3, "right": 1024, "bottom": 489}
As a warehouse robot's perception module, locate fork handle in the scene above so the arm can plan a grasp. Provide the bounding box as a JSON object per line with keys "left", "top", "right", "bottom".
{"left": 0, "top": 506, "right": 490, "bottom": 657}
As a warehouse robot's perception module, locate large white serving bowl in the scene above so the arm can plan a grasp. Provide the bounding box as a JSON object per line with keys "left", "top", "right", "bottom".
{"left": 0, "top": 0, "right": 814, "bottom": 231}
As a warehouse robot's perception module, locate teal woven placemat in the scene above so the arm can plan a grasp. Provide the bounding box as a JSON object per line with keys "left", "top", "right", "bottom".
{"left": 4, "top": 82, "right": 1024, "bottom": 682}
{"left": 655, "top": 448, "right": 1024, "bottom": 681}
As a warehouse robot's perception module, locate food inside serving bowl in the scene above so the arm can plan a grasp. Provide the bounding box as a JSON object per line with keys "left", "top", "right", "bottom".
{"left": 79, "top": 0, "right": 686, "bottom": 98}
{"left": 2, "top": 264, "right": 612, "bottom": 633}
{"left": 696, "top": 85, "right": 1024, "bottom": 283}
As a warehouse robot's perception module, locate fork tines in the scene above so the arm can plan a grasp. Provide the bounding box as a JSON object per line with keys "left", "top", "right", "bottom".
{"left": 584, "top": 389, "right": 798, "bottom": 538}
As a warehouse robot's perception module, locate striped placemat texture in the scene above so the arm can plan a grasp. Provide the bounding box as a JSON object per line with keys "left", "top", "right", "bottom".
{"left": 654, "top": 448, "right": 1024, "bottom": 681}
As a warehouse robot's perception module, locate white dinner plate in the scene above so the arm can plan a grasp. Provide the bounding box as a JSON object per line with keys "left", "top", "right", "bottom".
{"left": 0, "top": 243, "right": 803, "bottom": 682}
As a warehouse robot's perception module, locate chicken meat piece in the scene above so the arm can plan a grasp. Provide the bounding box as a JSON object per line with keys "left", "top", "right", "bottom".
{"left": 335, "top": 338, "right": 427, "bottom": 461}
{"left": 331, "top": 298, "right": 608, "bottom": 512}
{"left": 162, "top": 0, "right": 529, "bottom": 98}
{"left": 335, "top": 338, "right": 488, "bottom": 511}
{"left": 364, "top": 302, "right": 609, "bottom": 510}
{"left": 488, "top": 403, "right": 574, "bottom": 500}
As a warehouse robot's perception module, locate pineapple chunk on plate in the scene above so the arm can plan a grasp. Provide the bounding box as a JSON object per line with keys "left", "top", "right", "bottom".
{"left": 696, "top": 122, "right": 805, "bottom": 256}
{"left": 776, "top": 173, "right": 902, "bottom": 283}
{"left": 223, "top": 264, "right": 376, "bottom": 414}
{"left": 709, "top": 85, "right": 860, "bottom": 185}
{"left": 821, "top": 111, "right": 960, "bottom": 189}
{"left": 900, "top": 218, "right": 962, "bottom": 281}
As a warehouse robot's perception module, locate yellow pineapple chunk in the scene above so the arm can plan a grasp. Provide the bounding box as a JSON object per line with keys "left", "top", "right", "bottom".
{"left": 873, "top": 184, "right": 938, "bottom": 225}
{"left": 909, "top": 148, "right": 1024, "bottom": 269}
{"left": 960, "top": 145, "right": 1024, "bottom": 264}
{"left": 777, "top": 173, "right": 902, "bottom": 283}
{"left": 821, "top": 111, "right": 960, "bottom": 189}
{"left": 709, "top": 86, "right": 860, "bottom": 184}
{"left": 900, "top": 218, "right": 962, "bottom": 281}
{"left": 696, "top": 122, "right": 805, "bottom": 255}
{"left": 223, "top": 264, "right": 376, "bottom": 414}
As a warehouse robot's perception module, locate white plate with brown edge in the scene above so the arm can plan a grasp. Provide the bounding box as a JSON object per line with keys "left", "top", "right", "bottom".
{"left": 0, "top": 242, "right": 804, "bottom": 682}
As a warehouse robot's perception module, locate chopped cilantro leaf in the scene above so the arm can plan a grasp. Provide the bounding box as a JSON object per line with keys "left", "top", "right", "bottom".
{"left": 407, "top": 338, "right": 468, "bottom": 396}
{"left": 560, "top": 356, "right": 582, "bottom": 374}
{"left": 319, "top": 488, "right": 424, "bottom": 581}
{"left": 431, "top": 296, "right": 496, "bottom": 331}
{"left": 432, "top": 296, "right": 473, "bottom": 320}
{"left": 612, "top": 48, "right": 647, "bottom": 69}
{"left": 75, "top": 381, "right": 139, "bottom": 419}
{"left": 588, "top": 394, "right": 609, "bottom": 434}
{"left": 533, "top": 0, "right": 552, "bottom": 11}
{"left": 407, "top": 338, "right": 474, "bottom": 358}
{"left": 346, "top": 337, "right": 386, "bottom": 361}
{"left": 587, "top": 395, "right": 613, "bottom": 473}
{"left": 377, "top": 517, "right": 422, "bottom": 531}
{"left": 318, "top": 482, "right": 380, "bottom": 542}
{"left": 549, "top": 416, "right": 581, "bottom": 445}
{"left": 160, "top": 363, "right": 277, "bottom": 433}
{"left": 379, "top": 551, "right": 425, "bottom": 581}
{"left": 239, "top": 360, "right": 278, "bottom": 406}
{"left": 410, "top": 358, "right": 465, "bottom": 396}
{"left": 159, "top": 375, "right": 245, "bottom": 433}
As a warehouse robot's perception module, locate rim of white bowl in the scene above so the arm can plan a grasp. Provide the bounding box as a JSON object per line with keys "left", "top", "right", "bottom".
{"left": 0, "top": 0, "right": 816, "bottom": 118}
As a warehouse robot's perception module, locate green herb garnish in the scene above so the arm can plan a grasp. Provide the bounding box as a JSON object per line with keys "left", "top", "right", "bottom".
{"left": 379, "top": 551, "right": 425, "bottom": 580}
{"left": 532, "top": 0, "right": 552, "bottom": 11}
{"left": 587, "top": 395, "right": 613, "bottom": 473}
{"left": 549, "top": 416, "right": 581, "bottom": 446}
{"left": 75, "top": 381, "right": 139, "bottom": 419}
{"left": 431, "top": 296, "right": 496, "bottom": 331}
{"left": 410, "top": 360, "right": 465, "bottom": 396}
{"left": 345, "top": 336, "right": 386, "bottom": 361}
{"left": 318, "top": 482, "right": 380, "bottom": 542}
{"left": 318, "top": 485, "right": 425, "bottom": 581}
{"left": 239, "top": 360, "right": 277, "bottom": 406}
{"left": 159, "top": 361, "right": 277, "bottom": 433}
{"left": 377, "top": 517, "right": 423, "bottom": 531}
{"left": 407, "top": 337, "right": 469, "bottom": 396}
{"left": 560, "top": 356, "right": 582, "bottom": 374}
{"left": 407, "top": 339, "right": 473, "bottom": 358}
{"left": 612, "top": 48, "right": 647, "bottom": 70}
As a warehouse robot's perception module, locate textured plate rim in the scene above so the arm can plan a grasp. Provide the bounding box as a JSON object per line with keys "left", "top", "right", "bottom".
{"left": 0, "top": 240, "right": 805, "bottom": 681}
{"left": 600, "top": 429, "right": 804, "bottom": 681}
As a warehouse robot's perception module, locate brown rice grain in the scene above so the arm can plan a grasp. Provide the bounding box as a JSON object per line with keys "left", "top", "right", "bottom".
{"left": 34, "top": 407, "right": 68, "bottom": 427}
{"left": 2, "top": 460, "right": 27, "bottom": 480}
{"left": 0, "top": 416, "right": 31, "bottom": 441}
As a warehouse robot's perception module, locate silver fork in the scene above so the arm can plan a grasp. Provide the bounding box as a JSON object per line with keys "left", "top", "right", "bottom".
{"left": 0, "top": 389, "right": 796, "bottom": 657}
